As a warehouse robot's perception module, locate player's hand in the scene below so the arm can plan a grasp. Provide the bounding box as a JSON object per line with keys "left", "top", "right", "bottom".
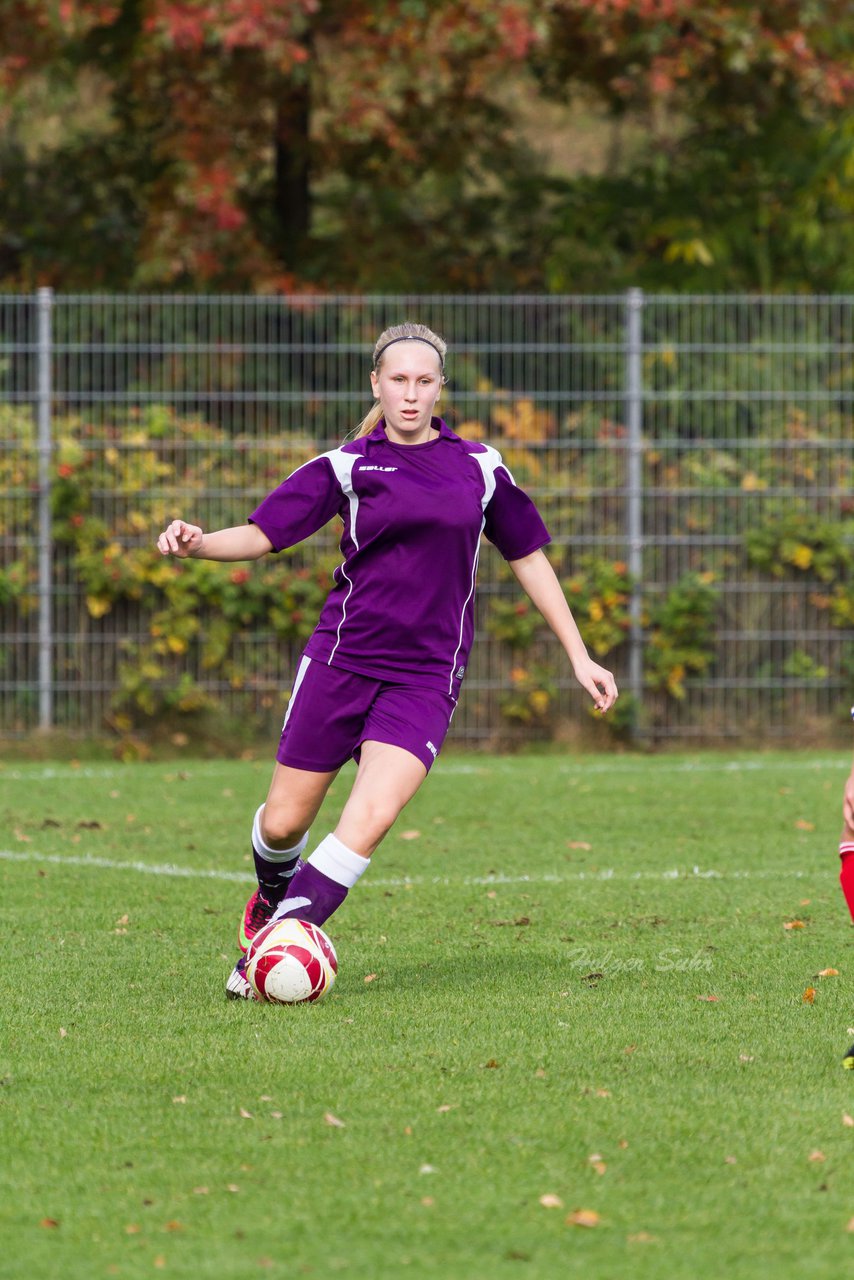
{"left": 157, "top": 519, "right": 203, "bottom": 558}
{"left": 573, "top": 657, "right": 618, "bottom": 714}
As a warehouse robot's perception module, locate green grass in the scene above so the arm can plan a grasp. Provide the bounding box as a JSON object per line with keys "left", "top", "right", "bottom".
{"left": 1, "top": 750, "right": 853, "bottom": 1279}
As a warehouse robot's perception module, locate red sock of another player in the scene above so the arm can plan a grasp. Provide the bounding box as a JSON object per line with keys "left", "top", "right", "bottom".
{"left": 839, "top": 843, "right": 854, "bottom": 921}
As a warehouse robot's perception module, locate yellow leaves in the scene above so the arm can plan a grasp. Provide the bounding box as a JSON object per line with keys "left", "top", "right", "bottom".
{"left": 784, "top": 919, "right": 806, "bottom": 930}
{"left": 86, "top": 594, "right": 112, "bottom": 619}
{"left": 817, "top": 968, "right": 839, "bottom": 978}
{"left": 802, "top": 987, "right": 816, "bottom": 1004}
{"left": 789, "top": 543, "right": 813, "bottom": 571}
{"left": 566, "top": 1208, "right": 601, "bottom": 1228}
{"left": 491, "top": 399, "right": 556, "bottom": 443}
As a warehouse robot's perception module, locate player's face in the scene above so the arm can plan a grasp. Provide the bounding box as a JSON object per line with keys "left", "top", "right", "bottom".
{"left": 370, "top": 344, "right": 443, "bottom": 445}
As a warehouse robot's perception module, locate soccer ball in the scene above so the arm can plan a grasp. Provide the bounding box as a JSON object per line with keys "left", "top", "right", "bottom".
{"left": 245, "top": 917, "right": 338, "bottom": 1004}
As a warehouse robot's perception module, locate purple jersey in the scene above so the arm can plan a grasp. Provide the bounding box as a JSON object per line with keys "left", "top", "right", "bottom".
{"left": 249, "top": 418, "right": 550, "bottom": 695}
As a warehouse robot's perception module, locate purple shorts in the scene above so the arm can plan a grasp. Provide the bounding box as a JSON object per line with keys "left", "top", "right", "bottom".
{"left": 276, "top": 656, "right": 457, "bottom": 774}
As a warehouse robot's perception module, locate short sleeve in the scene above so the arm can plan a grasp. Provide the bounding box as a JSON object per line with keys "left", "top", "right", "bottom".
{"left": 483, "top": 465, "right": 551, "bottom": 561}
{"left": 249, "top": 456, "right": 343, "bottom": 551}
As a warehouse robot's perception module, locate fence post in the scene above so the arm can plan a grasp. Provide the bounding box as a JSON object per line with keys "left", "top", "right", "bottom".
{"left": 36, "top": 286, "right": 54, "bottom": 732}
{"left": 625, "top": 288, "right": 645, "bottom": 729}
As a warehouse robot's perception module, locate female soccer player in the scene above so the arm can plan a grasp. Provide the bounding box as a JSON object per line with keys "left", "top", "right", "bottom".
{"left": 156, "top": 322, "right": 618, "bottom": 998}
{"left": 839, "top": 752, "right": 854, "bottom": 921}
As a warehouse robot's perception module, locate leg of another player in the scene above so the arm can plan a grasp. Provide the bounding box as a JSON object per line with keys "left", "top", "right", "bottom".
{"left": 273, "top": 741, "right": 428, "bottom": 926}
{"left": 838, "top": 760, "right": 854, "bottom": 924}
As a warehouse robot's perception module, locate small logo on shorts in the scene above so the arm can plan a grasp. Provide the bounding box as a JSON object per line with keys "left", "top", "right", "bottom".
{"left": 426, "top": 741, "right": 438, "bottom": 758}
{"left": 455, "top": 665, "right": 466, "bottom": 680}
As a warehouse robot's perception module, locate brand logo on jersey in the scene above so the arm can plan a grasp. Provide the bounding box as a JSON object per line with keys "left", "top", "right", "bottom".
{"left": 360, "top": 465, "right": 398, "bottom": 472}
{"left": 455, "top": 666, "right": 466, "bottom": 680}
{"left": 426, "top": 741, "right": 438, "bottom": 758}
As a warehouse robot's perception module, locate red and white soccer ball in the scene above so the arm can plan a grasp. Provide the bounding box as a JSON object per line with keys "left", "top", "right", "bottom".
{"left": 246, "top": 918, "right": 338, "bottom": 1004}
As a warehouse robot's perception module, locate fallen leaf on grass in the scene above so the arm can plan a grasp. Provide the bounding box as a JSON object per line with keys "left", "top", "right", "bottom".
{"left": 39, "top": 1219, "right": 59, "bottom": 1229}
{"left": 154, "top": 1256, "right": 166, "bottom": 1270}
{"left": 419, "top": 1164, "right": 437, "bottom": 1175}
{"left": 363, "top": 973, "right": 378, "bottom": 984}
{"left": 539, "top": 1194, "right": 564, "bottom": 1209}
{"left": 795, "top": 820, "right": 815, "bottom": 831}
{"left": 239, "top": 1108, "right": 253, "bottom": 1119}
{"left": 846, "top": 1217, "right": 854, "bottom": 1233}
{"left": 817, "top": 968, "right": 839, "bottom": 978}
{"left": 59, "top": 1028, "right": 67, "bottom": 1038}
{"left": 324, "top": 1112, "right": 346, "bottom": 1128}
{"left": 566, "top": 1209, "right": 600, "bottom": 1228}
{"left": 784, "top": 920, "right": 806, "bottom": 930}
{"left": 725, "top": 1156, "right": 738, "bottom": 1165}
{"left": 164, "top": 1221, "right": 183, "bottom": 1232}
{"left": 420, "top": 1197, "right": 435, "bottom": 1207}
{"left": 802, "top": 987, "right": 816, "bottom": 1004}
{"left": 226, "top": 1185, "right": 240, "bottom": 1193}
{"left": 192, "top": 1187, "right": 209, "bottom": 1196}
{"left": 696, "top": 995, "right": 720, "bottom": 1002}
{"left": 588, "top": 1154, "right": 607, "bottom": 1175}
{"left": 125, "top": 1224, "right": 141, "bottom": 1235}
{"left": 567, "top": 841, "right": 592, "bottom": 851}
{"left": 172, "top": 1096, "right": 186, "bottom": 1104}
{"left": 483, "top": 1059, "right": 501, "bottom": 1069}
{"left": 436, "top": 1104, "right": 456, "bottom": 1114}
{"left": 808, "top": 1150, "right": 826, "bottom": 1163}
{"left": 628, "top": 1232, "right": 658, "bottom": 1244}
{"left": 399, "top": 830, "right": 421, "bottom": 840}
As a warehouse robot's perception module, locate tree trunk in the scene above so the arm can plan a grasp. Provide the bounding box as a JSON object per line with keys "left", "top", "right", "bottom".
{"left": 273, "top": 77, "right": 311, "bottom": 268}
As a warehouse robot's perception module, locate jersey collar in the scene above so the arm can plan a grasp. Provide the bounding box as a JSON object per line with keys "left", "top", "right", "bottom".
{"left": 368, "top": 417, "right": 457, "bottom": 443}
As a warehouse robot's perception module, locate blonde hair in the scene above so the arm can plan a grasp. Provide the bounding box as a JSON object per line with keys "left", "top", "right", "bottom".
{"left": 354, "top": 322, "right": 447, "bottom": 438}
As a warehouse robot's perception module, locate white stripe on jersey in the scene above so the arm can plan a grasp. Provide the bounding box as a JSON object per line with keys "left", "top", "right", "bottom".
{"left": 281, "top": 654, "right": 312, "bottom": 731}
{"left": 447, "top": 447, "right": 508, "bottom": 695}
{"left": 324, "top": 448, "right": 360, "bottom": 664}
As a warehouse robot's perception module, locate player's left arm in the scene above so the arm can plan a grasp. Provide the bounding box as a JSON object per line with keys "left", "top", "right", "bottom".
{"left": 508, "top": 548, "right": 618, "bottom": 713}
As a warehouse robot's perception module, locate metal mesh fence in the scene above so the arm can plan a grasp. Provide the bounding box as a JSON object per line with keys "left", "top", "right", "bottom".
{"left": 1, "top": 291, "right": 852, "bottom": 745}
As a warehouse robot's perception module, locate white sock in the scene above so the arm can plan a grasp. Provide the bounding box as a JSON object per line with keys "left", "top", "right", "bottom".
{"left": 308, "top": 833, "right": 370, "bottom": 888}
{"left": 252, "top": 804, "right": 309, "bottom": 862}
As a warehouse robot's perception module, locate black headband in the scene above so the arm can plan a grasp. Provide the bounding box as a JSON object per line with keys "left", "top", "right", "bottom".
{"left": 374, "top": 336, "right": 445, "bottom": 368}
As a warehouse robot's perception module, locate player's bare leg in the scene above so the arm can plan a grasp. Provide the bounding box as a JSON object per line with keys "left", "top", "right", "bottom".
{"left": 270, "top": 741, "right": 428, "bottom": 926}
{"left": 334, "top": 741, "right": 427, "bottom": 856}
{"left": 238, "top": 763, "right": 340, "bottom": 953}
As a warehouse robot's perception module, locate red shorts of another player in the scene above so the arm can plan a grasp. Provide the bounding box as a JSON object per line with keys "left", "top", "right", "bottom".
{"left": 276, "top": 655, "right": 457, "bottom": 775}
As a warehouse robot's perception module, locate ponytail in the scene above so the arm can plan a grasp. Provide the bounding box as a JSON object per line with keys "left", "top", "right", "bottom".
{"left": 354, "top": 401, "right": 384, "bottom": 439}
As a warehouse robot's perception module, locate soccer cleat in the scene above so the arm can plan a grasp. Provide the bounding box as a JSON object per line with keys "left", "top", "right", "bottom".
{"left": 225, "top": 954, "right": 255, "bottom": 1001}
{"left": 843, "top": 1042, "right": 854, "bottom": 1069}
{"left": 238, "top": 889, "right": 278, "bottom": 954}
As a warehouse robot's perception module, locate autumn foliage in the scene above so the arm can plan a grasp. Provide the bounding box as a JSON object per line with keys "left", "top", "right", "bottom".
{"left": 1, "top": 2, "right": 852, "bottom": 291}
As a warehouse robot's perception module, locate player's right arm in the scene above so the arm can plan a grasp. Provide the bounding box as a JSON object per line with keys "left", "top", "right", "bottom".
{"left": 156, "top": 520, "right": 273, "bottom": 561}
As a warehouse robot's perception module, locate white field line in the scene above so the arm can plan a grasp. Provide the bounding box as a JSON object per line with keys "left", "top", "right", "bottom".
{"left": 0, "top": 847, "right": 814, "bottom": 887}
{"left": 0, "top": 757, "right": 848, "bottom": 785}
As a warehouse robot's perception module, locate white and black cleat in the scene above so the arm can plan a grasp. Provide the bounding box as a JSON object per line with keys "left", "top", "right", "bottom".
{"left": 225, "top": 957, "right": 256, "bottom": 1001}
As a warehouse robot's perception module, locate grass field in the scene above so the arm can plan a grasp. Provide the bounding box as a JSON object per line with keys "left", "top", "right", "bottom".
{"left": 2, "top": 749, "right": 853, "bottom": 1280}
